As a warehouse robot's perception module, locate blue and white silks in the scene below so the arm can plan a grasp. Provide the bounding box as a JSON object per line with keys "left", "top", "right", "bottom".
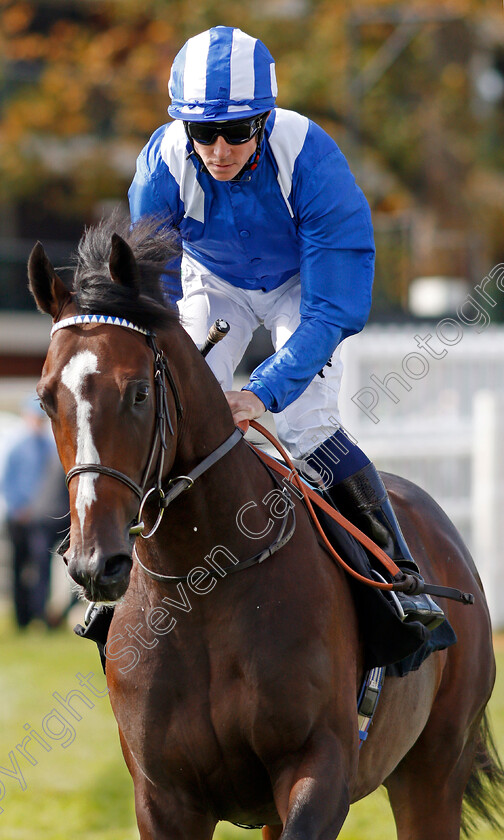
{"left": 168, "top": 26, "right": 277, "bottom": 121}
{"left": 128, "top": 108, "right": 375, "bottom": 413}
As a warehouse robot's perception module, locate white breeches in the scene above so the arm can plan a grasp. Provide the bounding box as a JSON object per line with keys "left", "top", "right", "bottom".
{"left": 178, "top": 253, "right": 343, "bottom": 460}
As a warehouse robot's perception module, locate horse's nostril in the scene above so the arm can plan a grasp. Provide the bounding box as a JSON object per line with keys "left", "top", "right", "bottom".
{"left": 68, "top": 553, "right": 132, "bottom": 600}
{"left": 102, "top": 554, "right": 132, "bottom": 582}
{"left": 69, "top": 565, "right": 90, "bottom": 588}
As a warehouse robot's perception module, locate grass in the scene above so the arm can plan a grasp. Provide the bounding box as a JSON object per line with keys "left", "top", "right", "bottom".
{"left": 0, "top": 610, "right": 502, "bottom": 839}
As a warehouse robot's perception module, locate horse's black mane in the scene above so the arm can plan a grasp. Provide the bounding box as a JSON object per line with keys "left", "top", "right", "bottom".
{"left": 71, "top": 211, "right": 181, "bottom": 332}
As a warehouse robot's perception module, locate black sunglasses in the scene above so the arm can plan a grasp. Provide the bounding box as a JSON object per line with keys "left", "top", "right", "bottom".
{"left": 184, "top": 113, "right": 267, "bottom": 146}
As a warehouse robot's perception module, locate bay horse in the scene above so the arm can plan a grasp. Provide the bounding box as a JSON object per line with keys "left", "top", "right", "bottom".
{"left": 28, "top": 216, "right": 503, "bottom": 839}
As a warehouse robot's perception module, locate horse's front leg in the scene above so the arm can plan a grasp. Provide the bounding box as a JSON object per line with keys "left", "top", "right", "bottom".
{"left": 263, "top": 826, "right": 282, "bottom": 840}
{"left": 132, "top": 774, "right": 216, "bottom": 840}
{"left": 270, "top": 730, "right": 357, "bottom": 840}
{"left": 119, "top": 734, "right": 215, "bottom": 840}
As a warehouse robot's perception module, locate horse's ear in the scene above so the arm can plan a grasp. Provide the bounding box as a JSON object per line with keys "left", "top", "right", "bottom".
{"left": 109, "top": 233, "right": 140, "bottom": 292}
{"left": 27, "top": 241, "right": 71, "bottom": 318}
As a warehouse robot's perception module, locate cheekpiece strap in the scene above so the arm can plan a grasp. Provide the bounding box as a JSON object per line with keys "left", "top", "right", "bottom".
{"left": 51, "top": 314, "right": 151, "bottom": 338}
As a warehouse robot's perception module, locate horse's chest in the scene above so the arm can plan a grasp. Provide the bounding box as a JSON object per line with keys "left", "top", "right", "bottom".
{"left": 112, "top": 661, "right": 277, "bottom": 817}
{"left": 108, "top": 594, "right": 340, "bottom": 812}
{"left": 111, "top": 637, "right": 309, "bottom": 782}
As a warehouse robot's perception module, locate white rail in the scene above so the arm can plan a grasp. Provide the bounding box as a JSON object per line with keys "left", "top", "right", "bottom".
{"left": 340, "top": 325, "right": 504, "bottom": 628}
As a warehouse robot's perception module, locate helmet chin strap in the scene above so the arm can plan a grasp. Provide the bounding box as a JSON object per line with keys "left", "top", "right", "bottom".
{"left": 232, "top": 115, "right": 269, "bottom": 180}
{"left": 233, "top": 135, "right": 263, "bottom": 182}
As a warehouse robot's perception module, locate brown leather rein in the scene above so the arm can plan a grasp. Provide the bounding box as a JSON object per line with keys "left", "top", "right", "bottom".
{"left": 247, "top": 421, "right": 474, "bottom": 605}
{"left": 247, "top": 421, "right": 400, "bottom": 591}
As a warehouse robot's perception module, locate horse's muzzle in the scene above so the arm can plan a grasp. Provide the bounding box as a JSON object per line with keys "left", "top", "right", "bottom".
{"left": 68, "top": 552, "right": 132, "bottom": 602}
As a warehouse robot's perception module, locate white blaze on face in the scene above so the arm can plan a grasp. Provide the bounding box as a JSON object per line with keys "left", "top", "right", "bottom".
{"left": 61, "top": 350, "right": 101, "bottom": 536}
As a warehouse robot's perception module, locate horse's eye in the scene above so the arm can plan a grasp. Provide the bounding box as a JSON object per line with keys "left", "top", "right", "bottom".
{"left": 134, "top": 385, "right": 149, "bottom": 405}
{"left": 36, "top": 387, "right": 54, "bottom": 416}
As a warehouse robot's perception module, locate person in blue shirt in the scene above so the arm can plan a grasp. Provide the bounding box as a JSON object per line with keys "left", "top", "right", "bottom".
{"left": 129, "top": 25, "right": 443, "bottom": 629}
{"left": 1, "top": 398, "right": 65, "bottom": 628}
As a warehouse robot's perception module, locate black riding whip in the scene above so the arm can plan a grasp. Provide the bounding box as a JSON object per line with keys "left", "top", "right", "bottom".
{"left": 200, "top": 319, "right": 230, "bottom": 357}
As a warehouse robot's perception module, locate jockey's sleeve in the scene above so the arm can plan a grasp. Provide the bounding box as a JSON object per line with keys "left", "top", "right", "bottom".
{"left": 128, "top": 125, "right": 184, "bottom": 299}
{"left": 244, "top": 319, "right": 344, "bottom": 413}
{"left": 244, "top": 148, "right": 375, "bottom": 413}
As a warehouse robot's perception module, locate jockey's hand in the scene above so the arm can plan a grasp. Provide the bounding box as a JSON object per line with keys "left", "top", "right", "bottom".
{"left": 225, "top": 390, "right": 266, "bottom": 432}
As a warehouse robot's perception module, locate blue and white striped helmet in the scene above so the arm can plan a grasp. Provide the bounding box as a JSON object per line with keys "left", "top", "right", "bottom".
{"left": 168, "top": 26, "right": 277, "bottom": 122}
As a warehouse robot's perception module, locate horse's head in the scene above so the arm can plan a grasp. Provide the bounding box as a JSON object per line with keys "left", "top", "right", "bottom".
{"left": 28, "top": 217, "right": 180, "bottom": 602}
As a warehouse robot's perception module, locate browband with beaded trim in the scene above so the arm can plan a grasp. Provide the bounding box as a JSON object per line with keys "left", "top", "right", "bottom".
{"left": 51, "top": 314, "right": 151, "bottom": 338}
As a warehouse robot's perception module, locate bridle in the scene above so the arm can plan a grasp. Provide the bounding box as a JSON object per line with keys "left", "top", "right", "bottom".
{"left": 52, "top": 314, "right": 242, "bottom": 540}
{"left": 52, "top": 314, "right": 296, "bottom": 582}
{"left": 52, "top": 314, "right": 295, "bottom": 583}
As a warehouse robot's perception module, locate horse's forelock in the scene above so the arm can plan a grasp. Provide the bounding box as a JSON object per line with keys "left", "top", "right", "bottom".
{"left": 72, "top": 212, "right": 180, "bottom": 331}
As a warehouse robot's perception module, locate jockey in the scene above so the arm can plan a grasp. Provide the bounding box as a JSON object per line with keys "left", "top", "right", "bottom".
{"left": 128, "top": 25, "right": 444, "bottom": 630}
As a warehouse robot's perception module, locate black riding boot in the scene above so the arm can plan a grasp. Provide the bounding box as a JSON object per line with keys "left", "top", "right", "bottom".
{"left": 327, "top": 463, "right": 445, "bottom": 630}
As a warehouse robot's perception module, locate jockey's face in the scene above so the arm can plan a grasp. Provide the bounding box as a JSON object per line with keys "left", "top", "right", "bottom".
{"left": 193, "top": 135, "right": 257, "bottom": 181}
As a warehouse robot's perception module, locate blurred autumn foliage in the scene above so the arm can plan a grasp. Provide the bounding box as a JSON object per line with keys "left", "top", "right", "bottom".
{"left": 1, "top": 0, "right": 181, "bottom": 212}
{"left": 1, "top": 0, "right": 504, "bottom": 309}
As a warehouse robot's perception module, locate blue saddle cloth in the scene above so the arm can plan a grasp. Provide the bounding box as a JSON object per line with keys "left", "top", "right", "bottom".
{"left": 385, "top": 621, "right": 456, "bottom": 677}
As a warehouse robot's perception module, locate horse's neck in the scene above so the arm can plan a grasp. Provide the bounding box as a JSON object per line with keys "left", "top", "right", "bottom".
{"left": 165, "top": 324, "right": 237, "bottom": 469}
{"left": 142, "top": 326, "right": 275, "bottom": 573}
